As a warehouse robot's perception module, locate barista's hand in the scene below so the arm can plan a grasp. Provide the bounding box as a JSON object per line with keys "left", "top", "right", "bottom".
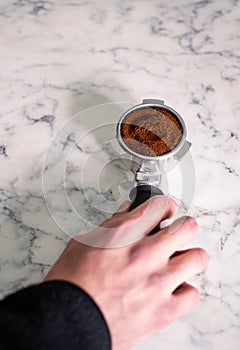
{"left": 45, "top": 196, "right": 209, "bottom": 350}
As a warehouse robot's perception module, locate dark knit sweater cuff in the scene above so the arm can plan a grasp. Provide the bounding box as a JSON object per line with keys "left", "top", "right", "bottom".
{"left": 0, "top": 280, "right": 111, "bottom": 350}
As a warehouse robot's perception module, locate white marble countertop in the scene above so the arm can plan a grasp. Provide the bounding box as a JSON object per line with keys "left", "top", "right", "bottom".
{"left": 0, "top": 0, "right": 239, "bottom": 349}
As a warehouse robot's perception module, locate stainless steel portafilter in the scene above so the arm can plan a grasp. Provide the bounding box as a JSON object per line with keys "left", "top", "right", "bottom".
{"left": 117, "top": 99, "right": 191, "bottom": 233}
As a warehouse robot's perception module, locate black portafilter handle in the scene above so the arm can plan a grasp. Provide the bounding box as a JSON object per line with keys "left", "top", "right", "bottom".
{"left": 129, "top": 184, "right": 164, "bottom": 235}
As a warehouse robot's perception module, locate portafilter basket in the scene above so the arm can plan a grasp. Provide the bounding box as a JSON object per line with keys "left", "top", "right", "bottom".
{"left": 117, "top": 99, "right": 191, "bottom": 234}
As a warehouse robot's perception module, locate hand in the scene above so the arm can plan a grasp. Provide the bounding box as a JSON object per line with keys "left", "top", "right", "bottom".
{"left": 45, "top": 196, "right": 209, "bottom": 350}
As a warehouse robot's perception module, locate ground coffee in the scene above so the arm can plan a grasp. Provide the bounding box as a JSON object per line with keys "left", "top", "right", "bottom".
{"left": 120, "top": 107, "right": 183, "bottom": 157}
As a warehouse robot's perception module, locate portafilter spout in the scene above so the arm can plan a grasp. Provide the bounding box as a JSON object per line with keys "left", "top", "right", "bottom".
{"left": 116, "top": 99, "right": 191, "bottom": 233}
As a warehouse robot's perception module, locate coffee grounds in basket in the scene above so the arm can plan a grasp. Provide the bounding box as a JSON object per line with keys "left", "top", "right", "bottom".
{"left": 120, "top": 107, "right": 183, "bottom": 157}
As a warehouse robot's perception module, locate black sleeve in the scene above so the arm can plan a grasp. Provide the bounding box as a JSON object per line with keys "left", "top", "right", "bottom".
{"left": 0, "top": 280, "right": 111, "bottom": 350}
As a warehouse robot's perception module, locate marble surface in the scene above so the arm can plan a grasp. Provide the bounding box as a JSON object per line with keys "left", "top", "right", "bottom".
{"left": 0, "top": 0, "right": 239, "bottom": 348}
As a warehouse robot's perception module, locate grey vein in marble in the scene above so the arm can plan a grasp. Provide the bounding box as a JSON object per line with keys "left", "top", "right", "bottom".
{"left": 0, "top": 0, "right": 239, "bottom": 348}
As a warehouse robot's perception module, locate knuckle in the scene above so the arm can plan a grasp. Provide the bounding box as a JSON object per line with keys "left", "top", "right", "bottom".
{"left": 112, "top": 218, "right": 129, "bottom": 230}
{"left": 190, "top": 287, "right": 200, "bottom": 305}
{"left": 149, "top": 273, "right": 161, "bottom": 286}
{"left": 129, "top": 244, "right": 144, "bottom": 263}
{"left": 167, "top": 196, "right": 178, "bottom": 211}
{"left": 184, "top": 216, "right": 199, "bottom": 237}
{"left": 167, "top": 216, "right": 198, "bottom": 236}
{"left": 151, "top": 195, "right": 177, "bottom": 212}
{"left": 129, "top": 242, "right": 147, "bottom": 263}
{"left": 193, "top": 248, "right": 209, "bottom": 269}
{"left": 102, "top": 215, "right": 133, "bottom": 230}
{"left": 147, "top": 195, "right": 171, "bottom": 213}
{"left": 68, "top": 237, "right": 77, "bottom": 247}
{"left": 150, "top": 194, "right": 166, "bottom": 203}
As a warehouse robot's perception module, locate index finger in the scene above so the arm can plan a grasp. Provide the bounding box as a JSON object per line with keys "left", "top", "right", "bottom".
{"left": 75, "top": 196, "right": 178, "bottom": 248}
{"left": 94, "top": 196, "right": 178, "bottom": 248}
{"left": 103, "top": 195, "right": 178, "bottom": 234}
